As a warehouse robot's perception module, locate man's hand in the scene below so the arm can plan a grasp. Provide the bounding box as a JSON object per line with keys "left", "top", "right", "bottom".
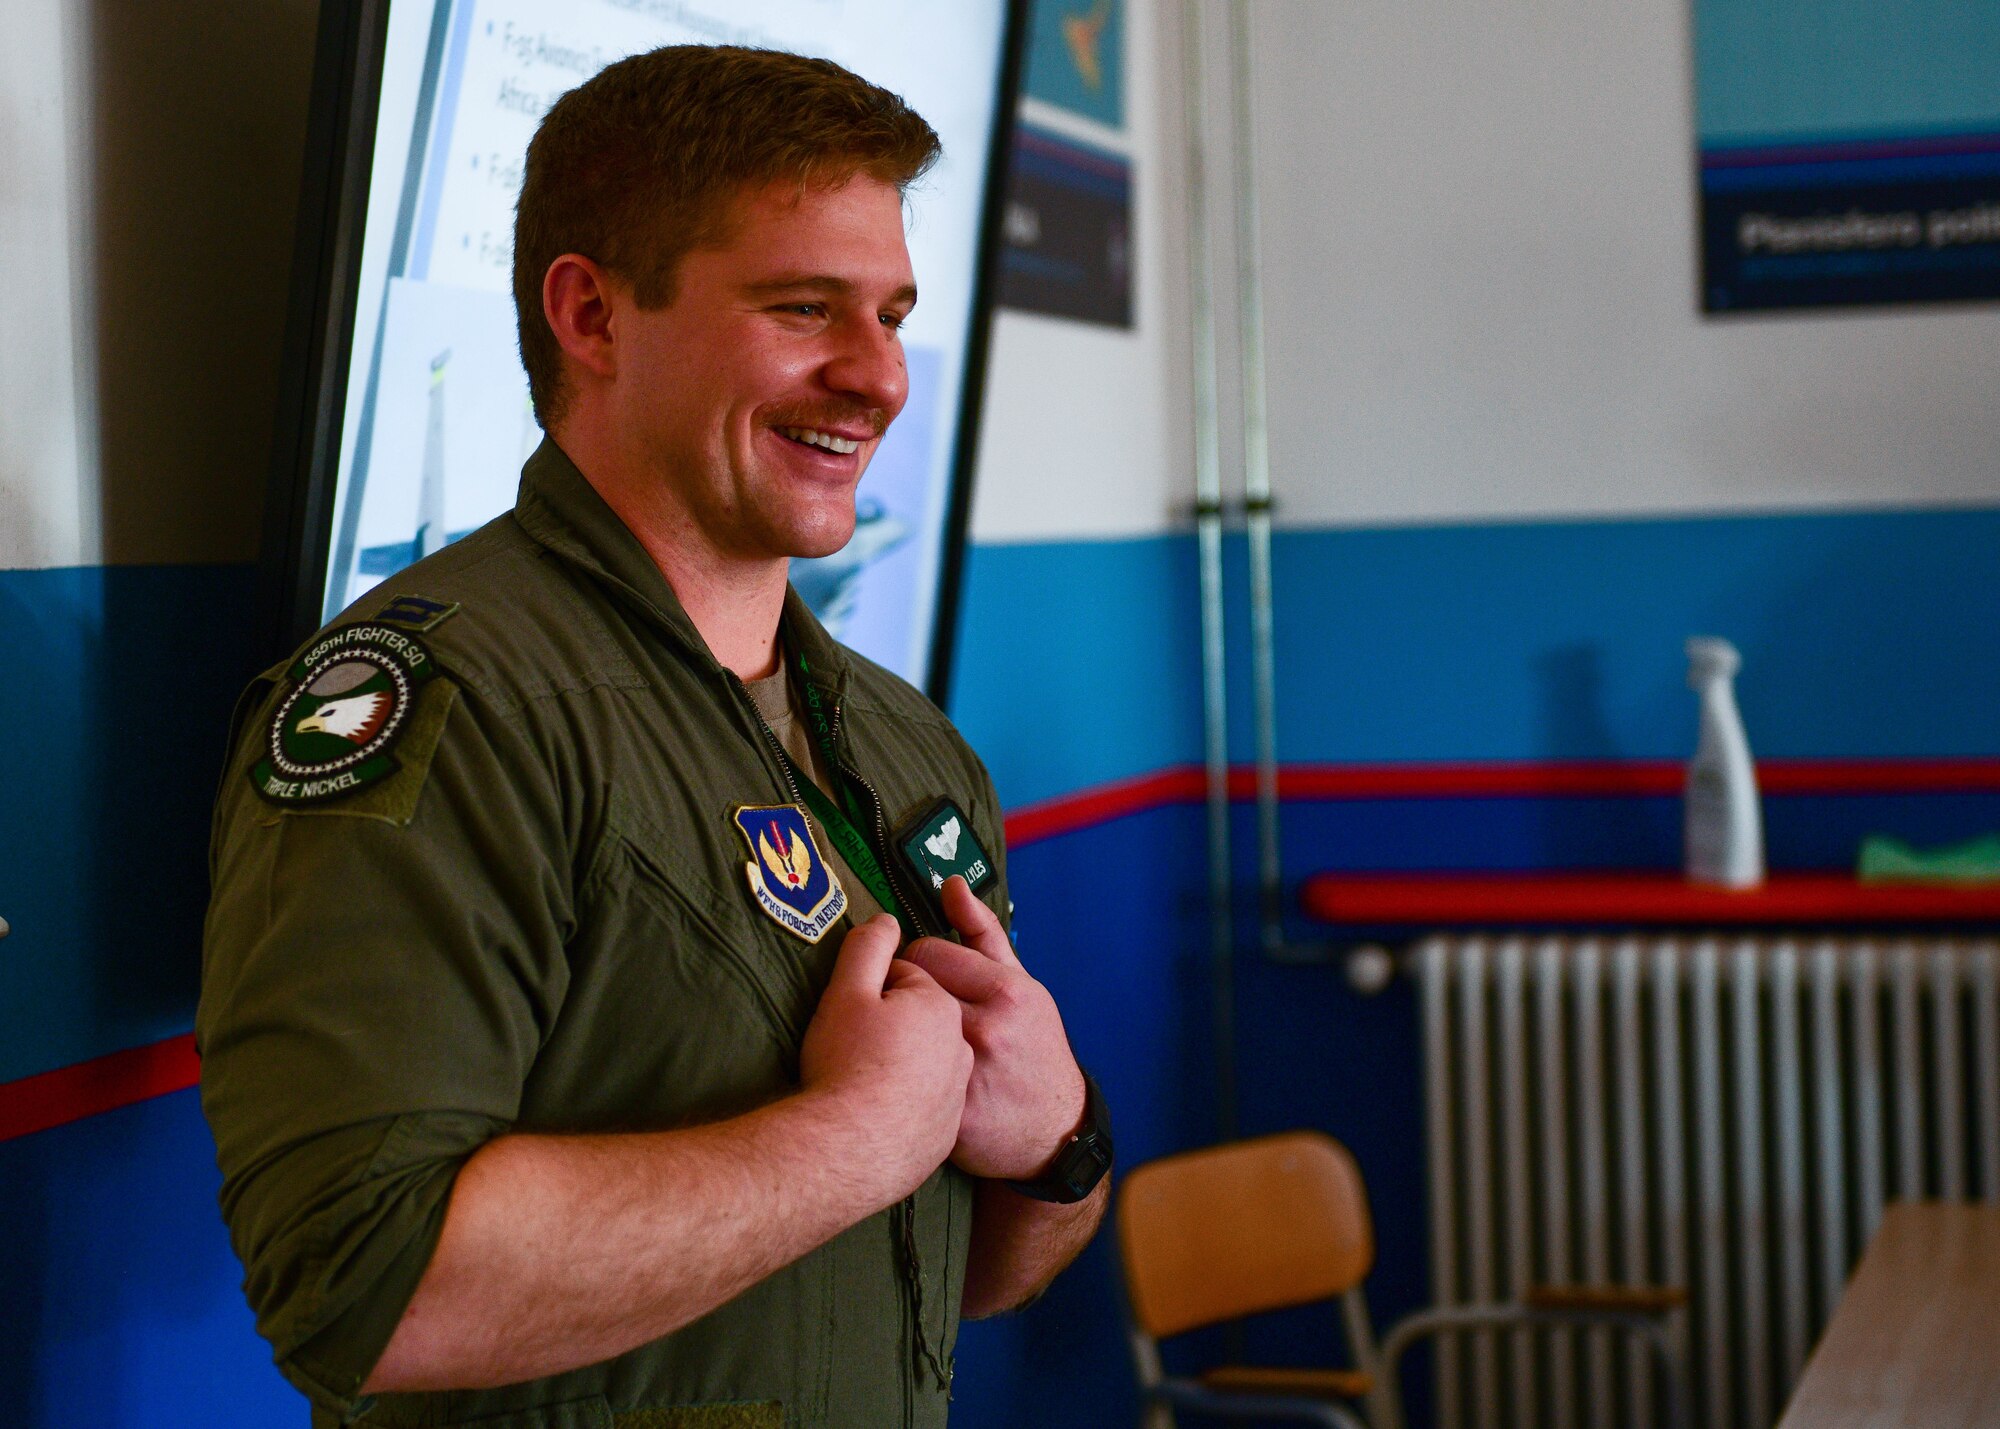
{"left": 363, "top": 915, "right": 976, "bottom": 1393}
{"left": 800, "top": 913, "right": 974, "bottom": 1198}
{"left": 902, "top": 879, "right": 1085, "bottom": 1180}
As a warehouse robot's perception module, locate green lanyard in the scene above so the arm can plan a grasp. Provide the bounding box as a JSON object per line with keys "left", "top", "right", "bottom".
{"left": 774, "top": 743, "right": 905, "bottom": 926}
{"left": 766, "top": 651, "right": 906, "bottom": 926}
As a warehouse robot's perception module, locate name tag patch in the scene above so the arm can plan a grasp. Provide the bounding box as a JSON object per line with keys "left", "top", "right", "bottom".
{"left": 733, "top": 804, "right": 848, "bottom": 943}
{"left": 895, "top": 798, "right": 995, "bottom": 894}
{"left": 373, "top": 593, "right": 461, "bottom": 633}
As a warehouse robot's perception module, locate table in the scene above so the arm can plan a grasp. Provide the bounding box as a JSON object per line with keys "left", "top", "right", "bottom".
{"left": 1776, "top": 1203, "right": 2000, "bottom": 1427}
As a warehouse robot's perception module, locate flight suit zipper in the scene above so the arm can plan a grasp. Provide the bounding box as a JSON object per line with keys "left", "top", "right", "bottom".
{"left": 826, "top": 696, "right": 944, "bottom": 941}
{"left": 728, "top": 671, "right": 954, "bottom": 1406}
{"left": 825, "top": 694, "right": 956, "bottom": 1406}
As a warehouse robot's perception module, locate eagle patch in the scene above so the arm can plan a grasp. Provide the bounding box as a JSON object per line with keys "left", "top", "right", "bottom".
{"left": 733, "top": 804, "right": 847, "bottom": 943}
{"left": 251, "top": 624, "right": 438, "bottom": 805}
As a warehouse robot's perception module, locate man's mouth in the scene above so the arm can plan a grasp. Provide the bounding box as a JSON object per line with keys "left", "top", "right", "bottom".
{"left": 776, "top": 426, "right": 863, "bottom": 455}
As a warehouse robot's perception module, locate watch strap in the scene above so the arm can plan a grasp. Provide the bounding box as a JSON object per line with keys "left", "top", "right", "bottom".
{"left": 1006, "top": 1070, "right": 1113, "bottom": 1203}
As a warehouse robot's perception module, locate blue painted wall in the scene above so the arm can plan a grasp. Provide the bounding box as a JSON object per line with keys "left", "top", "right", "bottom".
{"left": 0, "top": 1091, "right": 297, "bottom": 1426}
{"left": 956, "top": 506, "right": 2000, "bottom": 801}
{"left": 1257, "top": 511, "right": 2000, "bottom": 766}
{"left": 0, "top": 564, "right": 260, "bottom": 1085}
{"left": 951, "top": 534, "right": 1205, "bottom": 807}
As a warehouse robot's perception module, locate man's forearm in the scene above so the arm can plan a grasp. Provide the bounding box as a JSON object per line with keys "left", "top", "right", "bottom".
{"left": 363, "top": 1088, "right": 909, "bottom": 1393}
{"left": 960, "top": 1176, "right": 1109, "bottom": 1319}
{"left": 363, "top": 913, "right": 969, "bottom": 1395}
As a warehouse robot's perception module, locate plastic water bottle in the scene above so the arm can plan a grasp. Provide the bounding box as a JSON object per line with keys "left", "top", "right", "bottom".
{"left": 1684, "top": 637, "right": 1764, "bottom": 888}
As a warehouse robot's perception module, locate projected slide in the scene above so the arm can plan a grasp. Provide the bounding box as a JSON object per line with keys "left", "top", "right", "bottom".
{"left": 324, "top": 0, "right": 1009, "bottom": 687}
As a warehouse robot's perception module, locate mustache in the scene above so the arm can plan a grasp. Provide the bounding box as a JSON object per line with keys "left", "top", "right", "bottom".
{"left": 761, "top": 403, "right": 890, "bottom": 439}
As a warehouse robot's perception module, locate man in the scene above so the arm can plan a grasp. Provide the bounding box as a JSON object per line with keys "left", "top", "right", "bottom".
{"left": 199, "top": 46, "right": 1110, "bottom": 1428}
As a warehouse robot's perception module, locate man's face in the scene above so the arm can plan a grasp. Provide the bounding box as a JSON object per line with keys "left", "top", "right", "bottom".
{"left": 609, "top": 175, "right": 916, "bottom": 563}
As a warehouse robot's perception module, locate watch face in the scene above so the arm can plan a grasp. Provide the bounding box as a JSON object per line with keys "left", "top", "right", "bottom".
{"left": 1059, "top": 1133, "right": 1113, "bottom": 1199}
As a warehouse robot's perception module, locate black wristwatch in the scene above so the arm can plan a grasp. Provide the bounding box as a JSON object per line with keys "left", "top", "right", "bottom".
{"left": 1007, "top": 1071, "right": 1113, "bottom": 1203}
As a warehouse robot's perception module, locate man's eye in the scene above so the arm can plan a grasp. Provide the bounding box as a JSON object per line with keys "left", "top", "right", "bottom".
{"left": 880, "top": 312, "right": 908, "bottom": 331}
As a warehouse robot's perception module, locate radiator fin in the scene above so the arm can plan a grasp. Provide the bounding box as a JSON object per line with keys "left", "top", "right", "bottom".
{"left": 1418, "top": 934, "right": 2000, "bottom": 1429}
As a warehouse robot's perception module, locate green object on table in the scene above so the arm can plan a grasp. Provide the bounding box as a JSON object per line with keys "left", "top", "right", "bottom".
{"left": 1858, "top": 833, "right": 2000, "bottom": 884}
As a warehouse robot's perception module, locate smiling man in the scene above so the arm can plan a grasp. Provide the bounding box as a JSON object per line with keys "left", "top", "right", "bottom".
{"left": 198, "top": 46, "right": 1110, "bottom": 1429}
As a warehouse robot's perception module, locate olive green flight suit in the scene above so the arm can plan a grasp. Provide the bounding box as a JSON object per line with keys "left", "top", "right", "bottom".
{"left": 198, "top": 441, "right": 1012, "bottom": 1428}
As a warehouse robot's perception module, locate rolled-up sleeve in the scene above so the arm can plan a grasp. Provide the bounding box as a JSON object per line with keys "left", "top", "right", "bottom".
{"left": 197, "top": 674, "right": 574, "bottom": 1414}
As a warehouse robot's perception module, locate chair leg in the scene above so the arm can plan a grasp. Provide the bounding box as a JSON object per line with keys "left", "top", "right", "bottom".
{"left": 1364, "top": 1378, "right": 1403, "bottom": 1429}
{"left": 1131, "top": 1327, "right": 1177, "bottom": 1429}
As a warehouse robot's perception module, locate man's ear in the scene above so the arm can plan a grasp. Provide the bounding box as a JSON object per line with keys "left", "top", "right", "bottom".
{"left": 542, "top": 254, "right": 620, "bottom": 384}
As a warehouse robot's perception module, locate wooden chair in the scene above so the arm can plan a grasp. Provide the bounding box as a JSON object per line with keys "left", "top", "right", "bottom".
{"left": 1115, "top": 1131, "right": 1687, "bottom": 1429}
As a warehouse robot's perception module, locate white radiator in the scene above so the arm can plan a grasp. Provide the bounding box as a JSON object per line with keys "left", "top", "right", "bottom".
{"left": 1413, "top": 933, "right": 2000, "bottom": 1429}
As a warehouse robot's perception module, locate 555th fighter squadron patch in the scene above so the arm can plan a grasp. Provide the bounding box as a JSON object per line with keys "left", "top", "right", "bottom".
{"left": 252, "top": 624, "right": 439, "bottom": 804}
{"left": 734, "top": 804, "right": 848, "bottom": 943}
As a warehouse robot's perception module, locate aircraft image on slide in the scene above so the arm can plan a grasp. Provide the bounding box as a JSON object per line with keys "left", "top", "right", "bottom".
{"left": 791, "top": 500, "right": 910, "bottom": 637}
{"left": 359, "top": 349, "right": 471, "bottom": 577}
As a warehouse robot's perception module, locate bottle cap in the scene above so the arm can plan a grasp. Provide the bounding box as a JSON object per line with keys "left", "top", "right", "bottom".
{"left": 1686, "top": 636, "right": 1740, "bottom": 686}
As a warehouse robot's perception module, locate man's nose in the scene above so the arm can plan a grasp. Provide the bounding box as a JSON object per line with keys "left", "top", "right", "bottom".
{"left": 821, "top": 316, "right": 908, "bottom": 418}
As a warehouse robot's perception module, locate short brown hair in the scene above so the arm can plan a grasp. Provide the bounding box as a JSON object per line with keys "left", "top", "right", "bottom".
{"left": 514, "top": 45, "right": 942, "bottom": 426}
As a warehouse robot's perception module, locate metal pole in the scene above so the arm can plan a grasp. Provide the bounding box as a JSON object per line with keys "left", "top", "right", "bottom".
{"left": 1228, "top": 0, "right": 1284, "bottom": 955}
{"left": 1181, "top": 0, "right": 1237, "bottom": 1140}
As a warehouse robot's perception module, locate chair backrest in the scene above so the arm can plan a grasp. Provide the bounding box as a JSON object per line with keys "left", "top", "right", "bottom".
{"left": 1116, "top": 1130, "right": 1376, "bottom": 1339}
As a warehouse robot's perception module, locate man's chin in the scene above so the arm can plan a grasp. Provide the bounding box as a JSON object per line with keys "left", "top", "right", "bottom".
{"left": 780, "top": 519, "right": 860, "bottom": 563}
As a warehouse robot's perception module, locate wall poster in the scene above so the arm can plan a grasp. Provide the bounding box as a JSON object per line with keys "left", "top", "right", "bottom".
{"left": 998, "top": 0, "right": 1133, "bottom": 328}
{"left": 1694, "top": 1, "right": 2000, "bottom": 312}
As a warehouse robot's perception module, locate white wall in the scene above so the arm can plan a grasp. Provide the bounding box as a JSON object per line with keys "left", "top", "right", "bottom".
{"left": 0, "top": 0, "right": 316, "bottom": 572}
{"left": 1243, "top": 0, "right": 2000, "bottom": 528}
{"left": 967, "top": 0, "right": 1196, "bottom": 544}
{"left": 40, "top": 0, "right": 1990, "bottom": 572}
{"left": 1, "top": 0, "right": 97, "bottom": 570}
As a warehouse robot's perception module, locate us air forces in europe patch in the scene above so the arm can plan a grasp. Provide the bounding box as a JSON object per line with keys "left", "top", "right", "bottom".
{"left": 734, "top": 805, "right": 848, "bottom": 943}
{"left": 251, "top": 601, "right": 457, "bottom": 805}
{"left": 894, "top": 798, "right": 995, "bottom": 896}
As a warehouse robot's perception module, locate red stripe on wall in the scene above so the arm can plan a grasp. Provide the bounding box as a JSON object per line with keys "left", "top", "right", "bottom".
{"left": 1277, "top": 757, "right": 2000, "bottom": 800}
{"left": 0, "top": 1032, "right": 199, "bottom": 1143}
{"left": 1272, "top": 761, "right": 1684, "bottom": 799}
{"left": 1757, "top": 759, "right": 2000, "bottom": 794}
{"left": 1005, "top": 757, "right": 2000, "bottom": 844}
{"left": 1003, "top": 766, "right": 1207, "bottom": 845}
{"left": 11, "top": 755, "right": 2000, "bottom": 1143}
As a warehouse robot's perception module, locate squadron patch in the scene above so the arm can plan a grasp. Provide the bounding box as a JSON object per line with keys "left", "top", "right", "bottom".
{"left": 251, "top": 624, "right": 439, "bottom": 805}
{"left": 733, "top": 804, "right": 848, "bottom": 943}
